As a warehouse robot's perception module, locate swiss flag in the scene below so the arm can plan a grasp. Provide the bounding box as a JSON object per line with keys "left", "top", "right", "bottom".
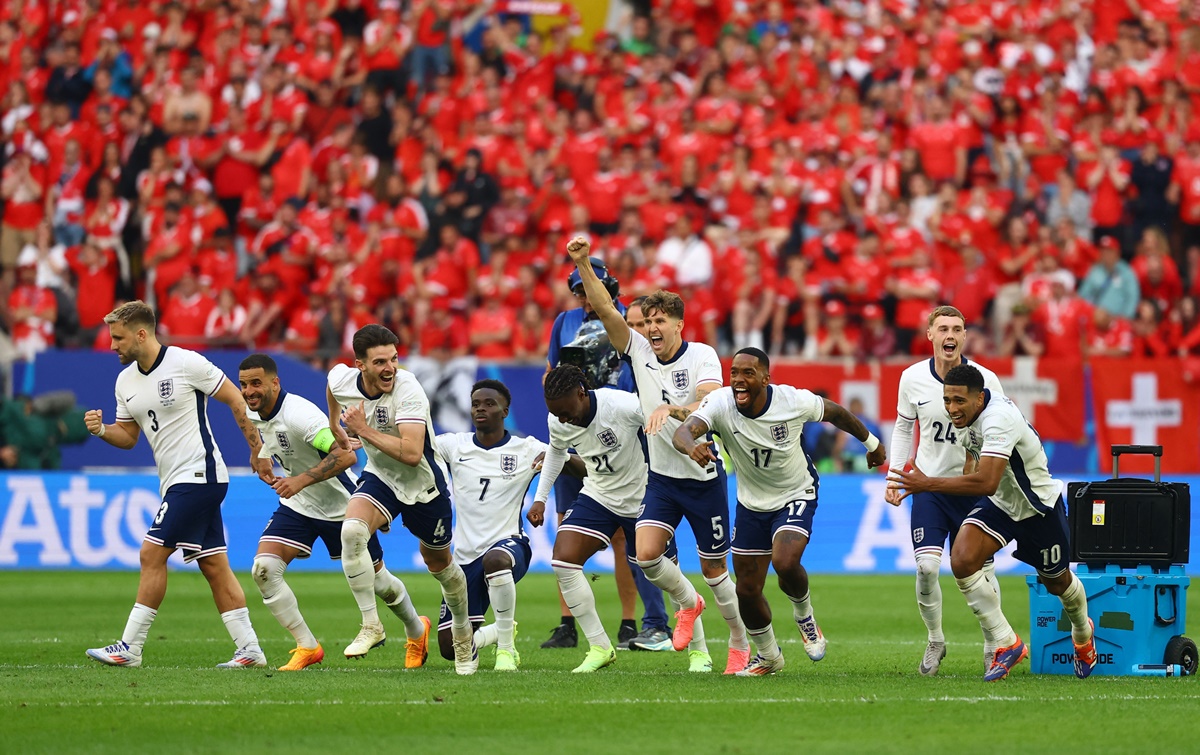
{"left": 1091, "top": 357, "right": 1200, "bottom": 475}
{"left": 986, "top": 357, "right": 1085, "bottom": 442}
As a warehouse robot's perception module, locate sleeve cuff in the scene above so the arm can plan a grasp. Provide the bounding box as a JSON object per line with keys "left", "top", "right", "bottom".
{"left": 981, "top": 451, "right": 1010, "bottom": 459}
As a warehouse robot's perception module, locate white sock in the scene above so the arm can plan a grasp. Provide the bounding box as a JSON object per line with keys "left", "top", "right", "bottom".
{"left": 430, "top": 561, "right": 471, "bottom": 635}
{"left": 637, "top": 555, "right": 696, "bottom": 607}
{"left": 956, "top": 570, "right": 1016, "bottom": 648}
{"left": 704, "top": 571, "right": 748, "bottom": 650}
{"left": 374, "top": 568, "right": 425, "bottom": 638}
{"left": 253, "top": 555, "right": 317, "bottom": 648}
{"left": 121, "top": 603, "right": 157, "bottom": 654}
{"left": 748, "top": 624, "right": 781, "bottom": 661}
{"left": 220, "top": 607, "right": 261, "bottom": 653}
{"left": 486, "top": 569, "right": 517, "bottom": 651}
{"left": 1059, "top": 572, "right": 1092, "bottom": 644}
{"left": 553, "top": 560, "right": 610, "bottom": 650}
{"left": 474, "top": 623, "right": 499, "bottom": 649}
{"left": 915, "top": 553, "right": 945, "bottom": 643}
{"left": 341, "top": 518, "right": 380, "bottom": 626}
{"left": 981, "top": 560, "right": 1002, "bottom": 656}
{"left": 787, "top": 590, "right": 813, "bottom": 623}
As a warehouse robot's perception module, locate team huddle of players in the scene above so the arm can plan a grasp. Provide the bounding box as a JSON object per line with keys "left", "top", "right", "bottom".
{"left": 80, "top": 237, "right": 1099, "bottom": 681}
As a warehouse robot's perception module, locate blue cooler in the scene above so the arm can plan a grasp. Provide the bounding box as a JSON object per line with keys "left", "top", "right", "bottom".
{"left": 1027, "top": 445, "right": 1196, "bottom": 677}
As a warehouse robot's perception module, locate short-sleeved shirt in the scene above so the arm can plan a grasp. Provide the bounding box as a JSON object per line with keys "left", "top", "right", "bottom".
{"left": 327, "top": 363, "right": 448, "bottom": 505}
{"left": 957, "top": 390, "right": 1064, "bottom": 521}
{"left": 546, "top": 389, "right": 647, "bottom": 517}
{"left": 435, "top": 431, "right": 547, "bottom": 563}
{"left": 895, "top": 357, "right": 1004, "bottom": 478}
{"left": 622, "top": 331, "right": 724, "bottom": 481}
{"left": 114, "top": 345, "right": 229, "bottom": 498}
{"left": 250, "top": 390, "right": 357, "bottom": 521}
{"left": 691, "top": 385, "right": 825, "bottom": 512}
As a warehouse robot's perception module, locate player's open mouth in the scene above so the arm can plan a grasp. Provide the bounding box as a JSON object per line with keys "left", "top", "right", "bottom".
{"left": 649, "top": 335, "right": 663, "bottom": 348}
{"left": 379, "top": 374, "right": 394, "bottom": 385}
{"left": 941, "top": 342, "right": 957, "bottom": 356}
{"left": 732, "top": 387, "right": 750, "bottom": 405}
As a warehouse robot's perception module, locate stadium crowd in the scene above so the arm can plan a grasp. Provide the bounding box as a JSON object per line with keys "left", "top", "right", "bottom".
{"left": 2, "top": 0, "right": 1200, "bottom": 368}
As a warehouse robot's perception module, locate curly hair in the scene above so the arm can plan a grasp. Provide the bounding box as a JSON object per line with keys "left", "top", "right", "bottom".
{"left": 544, "top": 364, "right": 589, "bottom": 401}
{"left": 471, "top": 379, "right": 512, "bottom": 408}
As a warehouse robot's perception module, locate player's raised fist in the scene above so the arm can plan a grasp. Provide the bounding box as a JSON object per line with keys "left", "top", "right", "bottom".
{"left": 566, "top": 235, "right": 591, "bottom": 263}
{"left": 85, "top": 409, "right": 104, "bottom": 436}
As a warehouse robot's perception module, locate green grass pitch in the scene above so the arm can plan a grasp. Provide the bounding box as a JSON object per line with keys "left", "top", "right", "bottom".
{"left": 3, "top": 571, "right": 1197, "bottom": 754}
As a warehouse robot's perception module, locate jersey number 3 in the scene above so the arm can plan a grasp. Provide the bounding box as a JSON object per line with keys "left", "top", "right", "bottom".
{"left": 147, "top": 410, "right": 159, "bottom": 432}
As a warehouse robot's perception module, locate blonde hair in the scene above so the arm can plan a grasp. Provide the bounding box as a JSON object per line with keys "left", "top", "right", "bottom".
{"left": 104, "top": 300, "right": 156, "bottom": 330}
{"left": 926, "top": 305, "right": 965, "bottom": 328}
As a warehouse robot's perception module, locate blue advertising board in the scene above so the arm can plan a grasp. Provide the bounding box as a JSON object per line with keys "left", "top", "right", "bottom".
{"left": 4, "top": 472, "right": 1197, "bottom": 574}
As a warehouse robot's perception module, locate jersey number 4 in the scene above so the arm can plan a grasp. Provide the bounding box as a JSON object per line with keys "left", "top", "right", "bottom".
{"left": 931, "top": 421, "right": 956, "bottom": 444}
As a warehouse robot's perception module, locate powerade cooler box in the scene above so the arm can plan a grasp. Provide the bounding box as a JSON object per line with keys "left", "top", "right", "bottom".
{"left": 1027, "top": 446, "right": 1196, "bottom": 676}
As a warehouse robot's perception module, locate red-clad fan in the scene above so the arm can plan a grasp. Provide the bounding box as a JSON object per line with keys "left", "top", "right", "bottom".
{"left": 159, "top": 267, "right": 216, "bottom": 349}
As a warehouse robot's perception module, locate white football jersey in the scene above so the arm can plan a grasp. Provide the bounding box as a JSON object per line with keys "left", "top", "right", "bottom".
{"left": 327, "top": 363, "right": 448, "bottom": 505}
{"left": 250, "top": 390, "right": 358, "bottom": 521}
{"left": 546, "top": 389, "right": 648, "bottom": 517}
{"left": 114, "top": 346, "right": 229, "bottom": 498}
{"left": 622, "top": 331, "right": 724, "bottom": 481}
{"left": 958, "top": 391, "right": 1064, "bottom": 521}
{"left": 691, "top": 385, "right": 825, "bottom": 512}
{"left": 435, "top": 432, "right": 547, "bottom": 564}
{"left": 895, "top": 357, "right": 1004, "bottom": 478}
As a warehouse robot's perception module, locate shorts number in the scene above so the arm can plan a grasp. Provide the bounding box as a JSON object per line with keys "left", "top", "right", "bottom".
{"left": 592, "top": 454, "right": 614, "bottom": 473}
{"left": 786, "top": 500, "right": 808, "bottom": 519}
{"left": 154, "top": 501, "right": 169, "bottom": 525}
{"left": 433, "top": 518, "right": 447, "bottom": 540}
{"left": 479, "top": 477, "right": 491, "bottom": 500}
{"left": 750, "top": 448, "right": 773, "bottom": 468}
{"left": 147, "top": 409, "right": 159, "bottom": 432}
{"left": 711, "top": 516, "right": 724, "bottom": 541}
{"left": 932, "top": 421, "right": 956, "bottom": 444}
{"left": 1040, "top": 544, "right": 1061, "bottom": 569}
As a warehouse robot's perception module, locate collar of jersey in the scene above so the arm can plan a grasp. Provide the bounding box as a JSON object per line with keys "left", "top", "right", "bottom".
{"left": 583, "top": 390, "right": 598, "bottom": 426}
{"left": 356, "top": 372, "right": 383, "bottom": 400}
{"left": 137, "top": 344, "right": 169, "bottom": 376}
{"left": 927, "top": 355, "right": 968, "bottom": 384}
{"left": 260, "top": 390, "right": 288, "bottom": 421}
{"left": 740, "top": 384, "right": 774, "bottom": 420}
{"left": 657, "top": 340, "right": 689, "bottom": 365}
{"left": 473, "top": 430, "right": 512, "bottom": 450}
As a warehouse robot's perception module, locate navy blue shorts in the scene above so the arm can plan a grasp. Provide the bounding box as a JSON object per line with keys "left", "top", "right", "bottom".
{"left": 353, "top": 471, "right": 453, "bottom": 550}
{"left": 963, "top": 497, "right": 1070, "bottom": 578}
{"left": 553, "top": 472, "right": 583, "bottom": 515}
{"left": 561, "top": 494, "right": 678, "bottom": 562}
{"left": 437, "top": 535, "right": 532, "bottom": 630}
{"left": 731, "top": 499, "right": 818, "bottom": 556}
{"left": 259, "top": 504, "right": 384, "bottom": 564}
{"left": 910, "top": 491, "right": 985, "bottom": 556}
{"left": 144, "top": 483, "right": 228, "bottom": 563}
{"left": 638, "top": 470, "right": 730, "bottom": 559}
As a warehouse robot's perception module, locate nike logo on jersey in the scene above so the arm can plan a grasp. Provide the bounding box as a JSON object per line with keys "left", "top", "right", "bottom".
{"left": 458, "top": 457, "right": 471, "bottom": 462}
{"left": 645, "top": 363, "right": 654, "bottom": 369}
{"left": 125, "top": 395, "right": 136, "bottom": 402}
{"left": 917, "top": 400, "right": 931, "bottom": 406}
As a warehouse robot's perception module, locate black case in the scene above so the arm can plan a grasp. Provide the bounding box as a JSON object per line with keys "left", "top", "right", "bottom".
{"left": 1067, "top": 445, "right": 1191, "bottom": 568}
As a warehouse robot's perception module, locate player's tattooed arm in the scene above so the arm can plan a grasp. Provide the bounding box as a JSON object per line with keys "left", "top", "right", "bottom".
{"left": 673, "top": 415, "right": 716, "bottom": 468}
{"left": 822, "top": 398, "right": 887, "bottom": 469}
{"left": 213, "top": 377, "right": 277, "bottom": 483}
{"left": 565, "top": 235, "right": 631, "bottom": 354}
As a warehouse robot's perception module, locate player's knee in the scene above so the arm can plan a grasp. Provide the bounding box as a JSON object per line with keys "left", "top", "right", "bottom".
{"left": 1041, "top": 572, "right": 1071, "bottom": 596}
{"left": 481, "top": 550, "right": 511, "bottom": 575}
{"left": 950, "top": 553, "right": 984, "bottom": 580}
{"left": 437, "top": 628, "right": 455, "bottom": 661}
{"left": 915, "top": 553, "right": 942, "bottom": 581}
{"left": 341, "top": 518, "right": 370, "bottom": 556}
{"left": 699, "top": 558, "right": 726, "bottom": 579}
{"left": 251, "top": 555, "right": 285, "bottom": 595}
{"left": 421, "top": 546, "right": 452, "bottom": 572}
{"left": 735, "top": 577, "right": 762, "bottom": 601}
{"left": 635, "top": 542, "right": 664, "bottom": 564}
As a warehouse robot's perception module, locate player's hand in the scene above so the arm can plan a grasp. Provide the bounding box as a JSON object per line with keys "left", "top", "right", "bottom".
{"left": 84, "top": 409, "right": 105, "bottom": 436}
{"left": 345, "top": 436, "right": 363, "bottom": 451}
{"left": 883, "top": 484, "right": 905, "bottom": 507}
{"left": 531, "top": 451, "right": 546, "bottom": 472}
{"left": 565, "top": 235, "right": 591, "bottom": 264}
{"left": 342, "top": 401, "right": 368, "bottom": 435}
{"left": 252, "top": 455, "right": 277, "bottom": 484}
{"left": 688, "top": 440, "right": 717, "bottom": 468}
{"left": 886, "top": 464, "right": 928, "bottom": 500}
{"left": 866, "top": 444, "right": 887, "bottom": 470}
{"left": 527, "top": 500, "right": 546, "bottom": 527}
{"left": 272, "top": 476, "right": 306, "bottom": 499}
{"left": 646, "top": 404, "right": 674, "bottom": 436}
